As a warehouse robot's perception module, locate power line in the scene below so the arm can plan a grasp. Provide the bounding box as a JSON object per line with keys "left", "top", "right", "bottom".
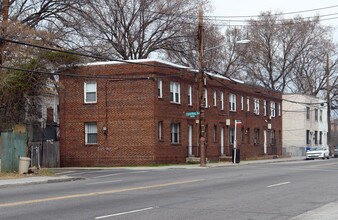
{"left": 205, "top": 4, "right": 338, "bottom": 19}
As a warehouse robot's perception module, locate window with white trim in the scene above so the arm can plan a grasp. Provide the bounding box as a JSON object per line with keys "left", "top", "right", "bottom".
{"left": 229, "top": 127, "right": 235, "bottom": 145}
{"left": 170, "top": 82, "right": 180, "bottom": 104}
{"left": 85, "top": 122, "right": 97, "bottom": 144}
{"left": 213, "top": 90, "right": 217, "bottom": 107}
{"left": 204, "top": 88, "right": 208, "bottom": 108}
{"left": 278, "top": 103, "right": 281, "bottom": 116}
{"left": 158, "top": 121, "right": 163, "bottom": 141}
{"left": 171, "top": 123, "right": 180, "bottom": 144}
{"left": 241, "top": 96, "right": 244, "bottom": 110}
{"left": 263, "top": 100, "right": 267, "bottom": 116}
{"left": 84, "top": 82, "right": 97, "bottom": 103}
{"left": 229, "top": 93, "right": 236, "bottom": 111}
{"left": 270, "top": 101, "right": 276, "bottom": 117}
{"left": 254, "top": 98, "right": 260, "bottom": 115}
{"left": 188, "top": 85, "right": 192, "bottom": 106}
{"left": 320, "top": 110, "right": 323, "bottom": 121}
{"left": 220, "top": 92, "right": 224, "bottom": 110}
{"left": 158, "top": 79, "right": 162, "bottom": 98}
{"left": 247, "top": 97, "right": 250, "bottom": 111}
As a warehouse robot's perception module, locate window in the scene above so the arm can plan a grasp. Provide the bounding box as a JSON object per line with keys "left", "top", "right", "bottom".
{"left": 171, "top": 123, "right": 180, "bottom": 144}
{"left": 85, "top": 122, "right": 97, "bottom": 144}
{"left": 229, "top": 93, "right": 236, "bottom": 111}
{"left": 204, "top": 88, "right": 208, "bottom": 108}
{"left": 213, "top": 90, "right": 217, "bottom": 107}
{"left": 229, "top": 127, "right": 235, "bottom": 145}
{"left": 220, "top": 92, "right": 224, "bottom": 110}
{"left": 315, "top": 109, "right": 318, "bottom": 121}
{"left": 213, "top": 125, "right": 217, "bottom": 143}
{"left": 158, "top": 79, "right": 162, "bottom": 98}
{"left": 254, "top": 98, "right": 260, "bottom": 115}
{"left": 263, "top": 100, "right": 267, "bottom": 116}
{"left": 319, "top": 131, "right": 323, "bottom": 144}
{"left": 241, "top": 96, "right": 244, "bottom": 110}
{"left": 188, "top": 85, "right": 192, "bottom": 106}
{"left": 84, "top": 82, "right": 97, "bottom": 103}
{"left": 158, "top": 121, "right": 163, "bottom": 141}
{"left": 320, "top": 110, "right": 323, "bottom": 121}
{"left": 306, "top": 130, "right": 310, "bottom": 145}
{"left": 247, "top": 97, "right": 250, "bottom": 111}
{"left": 270, "top": 130, "right": 275, "bottom": 145}
{"left": 278, "top": 103, "right": 281, "bottom": 116}
{"left": 254, "top": 128, "right": 260, "bottom": 144}
{"left": 170, "top": 82, "right": 180, "bottom": 104}
{"left": 270, "top": 101, "right": 276, "bottom": 117}
{"left": 306, "top": 107, "right": 310, "bottom": 120}
{"left": 314, "top": 130, "right": 318, "bottom": 144}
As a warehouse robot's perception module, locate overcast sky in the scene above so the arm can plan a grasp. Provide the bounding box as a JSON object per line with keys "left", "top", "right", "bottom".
{"left": 209, "top": 0, "right": 338, "bottom": 40}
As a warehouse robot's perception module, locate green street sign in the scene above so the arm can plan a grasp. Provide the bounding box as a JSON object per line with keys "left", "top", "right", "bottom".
{"left": 185, "top": 111, "right": 200, "bottom": 118}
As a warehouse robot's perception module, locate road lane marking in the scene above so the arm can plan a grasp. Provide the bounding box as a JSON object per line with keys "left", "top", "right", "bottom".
{"left": 0, "top": 179, "right": 204, "bottom": 207}
{"left": 92, "top": 171, "right": 149, "bottom": 179}
{"left": 86, "top": 180, "right": 122, "bottom": 185}
{"left": 95, "top": 207, "right": 154, "bottom": 219}
{"left": 267, "top": 182, "right": 290, "bottom": 188}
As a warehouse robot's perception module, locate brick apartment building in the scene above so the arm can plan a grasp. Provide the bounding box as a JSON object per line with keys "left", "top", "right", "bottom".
{"left": 59, "top": 59, "right": 282, "bottom": 166}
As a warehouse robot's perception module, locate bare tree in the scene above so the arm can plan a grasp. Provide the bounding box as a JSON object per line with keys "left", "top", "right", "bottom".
{"left": 243, "top": 12, "right": 335, "bottom": 93}
{"left": 61, "top": 0, "right": 209, "bottom": 60}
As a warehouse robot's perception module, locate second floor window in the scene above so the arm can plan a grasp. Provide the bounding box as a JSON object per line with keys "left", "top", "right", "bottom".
{"left": 213, "top": 91, "right": 217, "bottom": 107}
{"left": 170, "top": 82, "right": 180, "bottom": 104}
{"left": 229, "top": 93, "right": 236, "bottom": 111}
{"left": 263, "top": 100, "right": 267, "bottom": 116}
{"left": 254, "top": 98, "right": 260, "bottom": 115}
{"left": 158, "top": 79, "right": 162, "bottom": 98}
{"left": 84, "top": 82, "right": 97, "bottom": 103}
{"left": 306, "top": 107, "right": 310, "bottom": 120}
{"left": 270, "top": 101, "right": 276, "bottom": 117}
{"left": 315, "top": 109, "right": 318, "bottom": 121}
{"left": 220, "top": 92, "right": 224, "bottom": 110}
{"left": 320, "top": 110, "right": 323, "bottom": 121}
{"left": 188, "top": 85, "right": 192, "bottom": 106}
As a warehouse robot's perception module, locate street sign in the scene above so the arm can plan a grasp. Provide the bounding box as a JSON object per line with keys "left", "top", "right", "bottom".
{"left": 185, "top": 111, "right": 200, "bottom": 118}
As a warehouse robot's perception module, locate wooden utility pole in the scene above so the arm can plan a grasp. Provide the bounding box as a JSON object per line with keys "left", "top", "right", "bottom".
{"left": 0, "top": 0, "right": 10, "bottom": 65}
{"left": 326, "top": 53, "right": 331, "bottom": 153}
{"left": 198, "top": 7, "right": 206, "bottom": 167}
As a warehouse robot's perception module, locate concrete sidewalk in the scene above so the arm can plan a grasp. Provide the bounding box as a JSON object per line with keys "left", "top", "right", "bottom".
{"left": 0, "top": 156, "right": 305, "bottom": 188}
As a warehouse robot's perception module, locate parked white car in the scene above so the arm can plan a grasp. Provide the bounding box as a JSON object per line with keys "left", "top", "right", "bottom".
{"left": 306, "top": 147, "right": 330, "bottom": 160}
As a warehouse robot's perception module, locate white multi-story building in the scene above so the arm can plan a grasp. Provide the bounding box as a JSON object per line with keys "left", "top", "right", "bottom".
{"left": 282, "top": 94, "right": 328, "bottom": 156}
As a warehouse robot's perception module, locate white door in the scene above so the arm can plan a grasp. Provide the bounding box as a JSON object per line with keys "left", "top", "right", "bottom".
{"left": 221, "top": 127, "right": 224, "bottom": 155}
{"left": 188, "top": 125, "right": 193, "bottom": 156}
{"left": 264, "top": 130, "right": 267, "bottom": 154}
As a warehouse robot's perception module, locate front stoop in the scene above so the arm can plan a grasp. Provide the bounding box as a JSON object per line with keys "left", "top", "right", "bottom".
{"left": 186, "top": 156, "right": 200, "bottom": 163}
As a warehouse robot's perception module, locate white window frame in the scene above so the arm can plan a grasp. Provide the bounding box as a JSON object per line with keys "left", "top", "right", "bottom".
{"left": 241, "top": 96, "right": 244, "bottom": 110}
{"left": 204, "top": 88, "right": 208, "bottom": 108}
{"left": 213, "top": 90, "right": 217, "bottom": 107}
{"left": 254, "top": 98, "right": 260, "bottom": 115}
{"left": 188, "top": 85, "right": 192, "bottom": 106}
{"left": 158, "top": 121, "right": 163, "bottom": 141}
{"left": 171, "top": 123, "right": 180, "bottom": 144}
{"left": 85, "top": 122, "right": 98, "bottom": 144}
{"left": 270, "top": 101, "right": 276, "bottom": 117}
{"left": 84, "top": 82, "right": 97, "bottom": 103}
{"left": 263, "top": 100, "right": 267, "bottom": 116}
{"left": 170, "top": 82, "right": 180, "bottom": 104}
{"left": 247, "top": 97, "right": 250, "bottom": 111}
{"left": 158, "top": 79, "right": 162, "bottom": 98}
{"left": 220, "top": 92, "right": 224, "bottom": 110}
{"left": 278, "top": 103, "right": 281, "bottom": 116}
{"left": 229, "top": 93, "right": 236, "bottom": 112}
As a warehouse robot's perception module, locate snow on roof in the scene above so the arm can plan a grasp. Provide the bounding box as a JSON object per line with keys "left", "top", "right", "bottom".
{"left": 80, "top": 58, "right": 244, "bottom": 83}
{"left": 83, "top": 59, "right": 191, "bottom": 70}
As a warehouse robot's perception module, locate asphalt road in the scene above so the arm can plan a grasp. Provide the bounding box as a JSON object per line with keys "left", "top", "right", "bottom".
{"left": 1, "top": 159, "right": 338, "bottom": 220}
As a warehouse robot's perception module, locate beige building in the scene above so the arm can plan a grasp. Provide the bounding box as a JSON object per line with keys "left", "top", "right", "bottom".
{"left": 282, "top": 94, "right": 328, "bottom": 156}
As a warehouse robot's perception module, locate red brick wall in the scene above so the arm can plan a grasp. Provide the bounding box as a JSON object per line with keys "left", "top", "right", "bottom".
{"left": 60, "top": 61, "right": 283, "bottom": 166}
